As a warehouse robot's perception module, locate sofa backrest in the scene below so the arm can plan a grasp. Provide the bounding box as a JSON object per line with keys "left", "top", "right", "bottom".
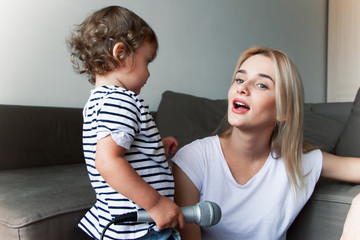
{"left": 303, "top": 102, "right": 352, "bottom": 153}
{"left": 155, "top": 91, "right": 353, "bottom": 155}
{"left": 0, "top": 105, "right": 84, "bottom": 170}
{"left": 305, "top": 102, "right": 352, "bottom": 124}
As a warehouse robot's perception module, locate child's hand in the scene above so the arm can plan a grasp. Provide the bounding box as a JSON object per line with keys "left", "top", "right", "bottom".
{"left": 147, "top": 196, "right": 185, "bottom": 229}
{"left": 162, "top": 136, "right": 178, "bottom": 158}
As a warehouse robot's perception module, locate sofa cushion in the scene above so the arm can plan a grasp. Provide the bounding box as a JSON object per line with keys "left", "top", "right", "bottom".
{"left": 307, "top": 102, "right": 352, "bottom": 125}
{"left": 303, "top": 110, "right": 345, "bottom": 153}
{"left": 155, "top": 91, "right": 227, "bottom": 149}
{"left": 0, "top": 105, "right": 84, "bottom": 170}
{"left": 288, "top": 178, "right": 360, "bottom": 240}
{"left": 0, "top": 163, "right": 95, "bottom": 239}
{"left": 336, "top": 88, "right": 360, "bottom": 157}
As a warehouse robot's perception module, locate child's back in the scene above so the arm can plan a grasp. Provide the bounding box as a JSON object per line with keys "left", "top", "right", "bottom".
{"left": 68, "top": 6, "right": 184, "bottom": 240}
{"left": 81, "top": 86, "right": 174, "bottom": 239}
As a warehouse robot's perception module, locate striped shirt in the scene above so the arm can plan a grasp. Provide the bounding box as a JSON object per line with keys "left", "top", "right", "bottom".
{"left": 79, "top": 85, "right": 174, "bottom": 240}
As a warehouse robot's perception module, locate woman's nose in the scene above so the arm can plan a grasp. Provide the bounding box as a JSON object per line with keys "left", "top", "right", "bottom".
{"left": 237, "top": 82, "right": 250, "bottom": 95}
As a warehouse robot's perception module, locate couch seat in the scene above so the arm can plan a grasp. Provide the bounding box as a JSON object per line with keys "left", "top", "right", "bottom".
{"left": 0, "top": 163, "right": 95, "bottom": 240}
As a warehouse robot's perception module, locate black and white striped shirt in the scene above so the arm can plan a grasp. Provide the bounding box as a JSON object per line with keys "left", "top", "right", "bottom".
{"left": 79, "top": 85, "right": 174, "bottom": 240}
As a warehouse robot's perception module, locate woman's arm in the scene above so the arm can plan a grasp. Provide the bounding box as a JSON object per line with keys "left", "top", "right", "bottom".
{"left": 321, "top": 151, "right": 360, "bottom": 183}
{"left": 96, "top": 135, "right": 184, "bottom": 229}
{"left": 172, "top": 163, "right": 202, "bottom": 240}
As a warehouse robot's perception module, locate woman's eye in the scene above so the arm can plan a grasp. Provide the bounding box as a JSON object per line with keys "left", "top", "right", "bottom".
{"left": 257, "top": 83, "right": 268, "bottom": 89}
{"left": 235, "top": 78, "right": 244, "bottom": 84}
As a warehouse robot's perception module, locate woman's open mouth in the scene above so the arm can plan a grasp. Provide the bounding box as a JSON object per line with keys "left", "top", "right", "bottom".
{"left": 232, "top": 99, "right": 250, "bottom": 113}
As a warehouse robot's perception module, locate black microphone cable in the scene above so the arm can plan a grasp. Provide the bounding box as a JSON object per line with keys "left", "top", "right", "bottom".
{"left": 100, "top": 211, "right": 137, "bottom": 240}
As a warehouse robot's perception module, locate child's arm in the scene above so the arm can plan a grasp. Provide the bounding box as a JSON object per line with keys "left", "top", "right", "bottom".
{"left": 95, "top": 135, "right": 185, "bottom": 229}
{"left": 321, "top": 152, "right": 360, "bottom": 183}
{"left": 162, "top": 136, "right": 178, "bottom": 158}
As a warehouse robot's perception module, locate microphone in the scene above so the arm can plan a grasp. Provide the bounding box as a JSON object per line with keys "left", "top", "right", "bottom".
{"left": 137, "top": 201, "right": 221, "bottom": 227}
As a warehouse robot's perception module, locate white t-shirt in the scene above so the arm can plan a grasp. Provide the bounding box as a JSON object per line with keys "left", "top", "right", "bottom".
{"left": 172, "top": 136, "right": 322, "bottom": 240}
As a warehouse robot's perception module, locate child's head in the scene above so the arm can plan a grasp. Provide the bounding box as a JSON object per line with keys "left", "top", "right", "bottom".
{"left": 68, "top": 6, "right": 158, "bottom": 84}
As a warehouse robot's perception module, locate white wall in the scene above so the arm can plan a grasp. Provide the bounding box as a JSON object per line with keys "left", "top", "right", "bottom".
{"left": 0, "top": 0, "right": 327, "bottom": 111}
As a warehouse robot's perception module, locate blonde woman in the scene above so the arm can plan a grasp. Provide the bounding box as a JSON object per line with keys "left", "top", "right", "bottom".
{"left": 172, "top": 46, "right": 360, "bottom": 240}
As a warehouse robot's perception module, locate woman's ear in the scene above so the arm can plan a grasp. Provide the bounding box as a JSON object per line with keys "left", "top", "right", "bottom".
{"left": 276, "top": 117, "right": 286, "bottom": 123}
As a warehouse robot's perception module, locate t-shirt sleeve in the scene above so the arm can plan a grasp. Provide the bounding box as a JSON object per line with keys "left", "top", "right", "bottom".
{"left": 172, "top": 139, "right": 206, "bottom": 191}
{"left": 302, "top": 149, "right": 323, "bottom": 197}
{"left": 96, "top": 93, "right": 141, "bottom": 150}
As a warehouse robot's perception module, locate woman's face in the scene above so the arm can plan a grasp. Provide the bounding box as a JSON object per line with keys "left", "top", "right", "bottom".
{"left": 227, "top": 54, "right": 277, "bottom": 133}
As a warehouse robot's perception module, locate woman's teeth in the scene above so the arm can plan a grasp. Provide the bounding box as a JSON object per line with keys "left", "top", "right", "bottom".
{"left": 234, "top": 101, "right": 249, "bottom": 109}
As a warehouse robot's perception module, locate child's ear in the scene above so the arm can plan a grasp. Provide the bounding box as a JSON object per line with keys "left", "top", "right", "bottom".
{"left": 112, "top": 42, "right": 126, "bottom": 61}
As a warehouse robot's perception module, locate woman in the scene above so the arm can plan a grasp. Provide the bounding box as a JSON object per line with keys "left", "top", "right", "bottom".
{"left": 172, "top": 46, "right": 360, "bottom": 240}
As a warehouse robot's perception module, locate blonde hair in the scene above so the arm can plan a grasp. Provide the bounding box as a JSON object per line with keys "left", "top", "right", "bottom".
{"left": 220, "top": 46, "right": 315, "bottom": 191}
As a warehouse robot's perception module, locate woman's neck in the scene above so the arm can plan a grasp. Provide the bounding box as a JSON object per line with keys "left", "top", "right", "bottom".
{"left": 220, "top": 127, "right": 272, "bottom": 163}
{"left": 219, "top": 129, "right": 272, "bottom": 185}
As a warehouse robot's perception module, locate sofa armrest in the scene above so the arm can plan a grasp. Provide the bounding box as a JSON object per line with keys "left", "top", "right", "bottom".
{"left": 0, "top": 105, "right": 84, "bottom": 170}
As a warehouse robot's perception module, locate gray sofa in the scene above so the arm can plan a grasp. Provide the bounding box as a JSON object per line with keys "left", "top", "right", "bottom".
{"left": 0, "top": 105, "right": 94, "bottom": 240}
{"left": 0, "top": 89, "right": 359, "bottom": 240}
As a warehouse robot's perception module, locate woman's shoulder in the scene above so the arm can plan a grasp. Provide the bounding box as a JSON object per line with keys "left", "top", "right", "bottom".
{"left": 181, "top": 135, "right": 219, "bottom": 150}
{"left": 302, "top": 149, "right": 323, "bottom": 174}
{"left": 173, "top": 135, "right": 220, "bottom": 164}
{"left": 303, "top": 149, "right": 322, "bottom": 161}
{"left": 172, "top": 136, "right": 220, "bottom": 182}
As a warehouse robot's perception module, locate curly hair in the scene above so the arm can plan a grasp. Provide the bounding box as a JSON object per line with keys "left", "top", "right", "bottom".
{"left": 67, "top": 6, "right": 158, "bottom": 84}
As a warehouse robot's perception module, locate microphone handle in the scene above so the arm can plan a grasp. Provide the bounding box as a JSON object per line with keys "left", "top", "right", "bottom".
{"left": 181, "top": 205, "right": 201, "bottom": 224}
{"left": 137, "top": 205, "right": 200, "bottom": 224}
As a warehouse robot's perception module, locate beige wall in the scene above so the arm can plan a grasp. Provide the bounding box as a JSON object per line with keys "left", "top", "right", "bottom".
{"left": 327, "top": 0, "right": 360, "bottom": 102}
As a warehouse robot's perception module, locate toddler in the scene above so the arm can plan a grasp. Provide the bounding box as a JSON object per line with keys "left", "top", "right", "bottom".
{"left": 68, "top": 5, "right": 184, "bottom": 240}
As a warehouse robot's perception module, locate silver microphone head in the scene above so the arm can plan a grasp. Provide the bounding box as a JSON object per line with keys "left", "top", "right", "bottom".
{"left": 196, "top": 201, "right": 222, "bottom": 227}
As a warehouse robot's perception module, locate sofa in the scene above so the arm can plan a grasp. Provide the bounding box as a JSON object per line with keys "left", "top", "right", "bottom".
{"left": 0, "top": 89, "right": 359, "bottom": 240}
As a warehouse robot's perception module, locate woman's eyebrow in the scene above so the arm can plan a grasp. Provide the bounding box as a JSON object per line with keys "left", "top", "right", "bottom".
{"left": 237, "top": 70, "right": 274, "bottom": 82}
{"left": 258, "top": 73, "right": 274, "bottom": 82}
